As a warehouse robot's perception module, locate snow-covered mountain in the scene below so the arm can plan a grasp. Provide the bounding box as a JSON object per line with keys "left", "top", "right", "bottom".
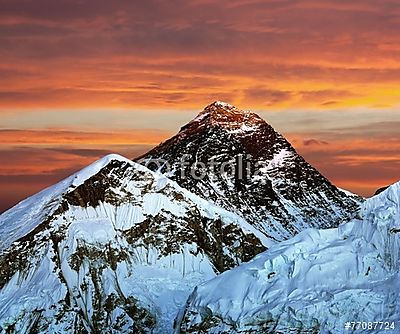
{"left": 0, "top": 154, "right": 270, "bottom": 333}
{"left": 176, "top": 181, "right": 400, "bottom": 334}
{"left": 0, "top": 101, "right": 367, "bottom": 333}
{"left": 138, "top": 101, "right": 361, "bottom": 242}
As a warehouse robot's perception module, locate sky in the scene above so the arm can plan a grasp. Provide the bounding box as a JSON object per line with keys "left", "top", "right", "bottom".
{"left": 0, "top": 0, "right": 399, "bottom": 212}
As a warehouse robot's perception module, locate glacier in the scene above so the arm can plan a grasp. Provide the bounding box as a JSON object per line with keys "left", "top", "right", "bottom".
{"left": 177, "top": 182, "right": 400, "bottom": 333}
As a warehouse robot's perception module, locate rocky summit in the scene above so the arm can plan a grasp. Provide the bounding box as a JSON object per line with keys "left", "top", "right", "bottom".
{"left": 138, "top": 101, "right": 361, "bottom": 243}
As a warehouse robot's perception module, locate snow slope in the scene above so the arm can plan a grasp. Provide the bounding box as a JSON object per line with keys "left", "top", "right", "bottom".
{"left": 177, "top": 181, "right": 400, "bottom": 334}
{"left": 0, "top": 154, "right": 270, "bottom": 334}
{"left": 0, "top": 154, "right": 133, "bottom": 251}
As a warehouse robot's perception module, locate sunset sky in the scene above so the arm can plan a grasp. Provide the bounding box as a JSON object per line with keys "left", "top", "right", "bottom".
{"left": 1, "top": 0, "right": 399, "bottom": 212}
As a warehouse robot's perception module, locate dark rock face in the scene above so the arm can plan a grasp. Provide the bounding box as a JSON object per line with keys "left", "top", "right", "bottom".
{"left": 122, "top": 213, "right": 265, "bottom": 273}
{"left": 374, "top": 185, "right": 390, "bottom": 196}
{"left": 137, "top": 101, "right": 362, "bottom": 242}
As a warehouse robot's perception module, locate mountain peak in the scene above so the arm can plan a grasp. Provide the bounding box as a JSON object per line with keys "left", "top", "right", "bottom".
{"left": 210, "top": 100, "right": 234, "bottom": 107}
{"left": 206, "top": 100, "right": 236, "bottom": 111}
{"left": 137, "top": 101, "right": 361, "bottom": 242}
{"left": 193, "top": 100, "right": 239, "bottom": 121}
{"left": 188, "top": 101, "right": 265, "bottom": 134}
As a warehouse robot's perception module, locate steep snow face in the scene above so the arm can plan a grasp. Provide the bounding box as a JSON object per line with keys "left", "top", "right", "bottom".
{"left": 137, "top": 101, "right": 362, "bottom": 243}
{"left": 0, "top": 154, "right": 132, "bottom": 251}
{"left": 0, "top": 155, "right": 268, "bottom": 334}
{"left": 177, "top": 182, "right": 400, "bottom": 334}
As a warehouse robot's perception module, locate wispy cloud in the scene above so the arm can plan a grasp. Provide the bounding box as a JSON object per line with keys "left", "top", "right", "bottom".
{"left": 0, "top": 0, "right": 399, "bottom": 109}
{"left": 0, "top": 129, "right": 170, "bottom": 145}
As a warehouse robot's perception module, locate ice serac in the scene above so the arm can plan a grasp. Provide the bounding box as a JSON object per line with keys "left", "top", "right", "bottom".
{"left": 176, "top": 181, "right": 400, "bottom": 334}
{"left": 137, "top": 101, "right": 362, "bottom": 242}
{"left": 0, "top": 154, "right": 268, "bottom": 333}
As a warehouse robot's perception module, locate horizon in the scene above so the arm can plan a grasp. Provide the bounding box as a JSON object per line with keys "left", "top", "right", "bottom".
{"left": 1, "top": 0, "right": 399, "bottom": 212}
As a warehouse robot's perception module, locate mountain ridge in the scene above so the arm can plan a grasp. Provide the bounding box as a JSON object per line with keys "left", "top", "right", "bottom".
{"left": 0, "top": 153, "right": 270, "bottom": 333}
{"left": 0, "top": 102, "right": 366, "bottom": 333}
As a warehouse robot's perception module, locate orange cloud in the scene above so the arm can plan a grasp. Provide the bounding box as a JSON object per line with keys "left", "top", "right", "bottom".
{"left": 0, "top": 129, "right": 170, "bottom": 145}
{"left": 0, "top": 143, "right": 154, "bottom": 212}
{"left": 0, "top": 0, "right": 399, "bottom": 110}
{"left": 288, "top": 134, "right": 400, "bottom": 196}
